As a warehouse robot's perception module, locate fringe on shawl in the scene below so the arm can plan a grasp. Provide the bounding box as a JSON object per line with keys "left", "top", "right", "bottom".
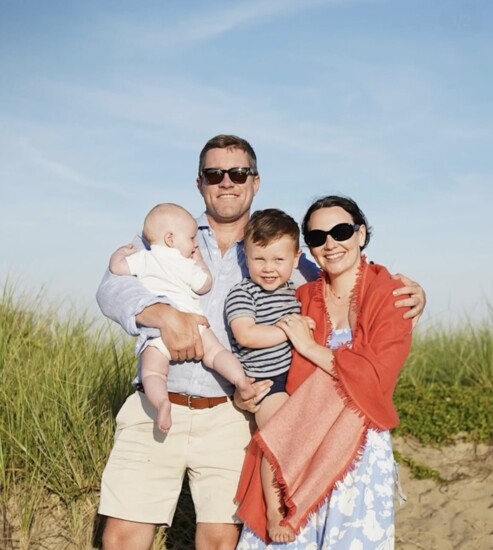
{"left": 253, "top": 423, "right": 369, "bottom": 539}
{"left": 304, "top": 258, "right": 375, "bottom": 427}
{"left": 315, "top": 256, "right": 384, "bottom": 431}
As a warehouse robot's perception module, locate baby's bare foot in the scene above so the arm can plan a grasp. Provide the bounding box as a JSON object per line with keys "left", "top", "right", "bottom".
{"left": 157, "top": 399, "right": 172, "bottom": 432}
{"left": 237, "top": 379, "right": 256, "bottom": 401}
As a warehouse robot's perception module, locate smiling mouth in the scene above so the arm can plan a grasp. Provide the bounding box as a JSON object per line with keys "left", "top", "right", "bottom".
{"left": 324, "top": 252, "right": 344, "bottom": 260}
{"left": 218, "top": 193, "right": 238, "bottom": 199}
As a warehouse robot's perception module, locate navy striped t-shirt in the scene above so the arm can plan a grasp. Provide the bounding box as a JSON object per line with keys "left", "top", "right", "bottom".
{"left": 225, "top": 278, "right": 301, "bottom": 377}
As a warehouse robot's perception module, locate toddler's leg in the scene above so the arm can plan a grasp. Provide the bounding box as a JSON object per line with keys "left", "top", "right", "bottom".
{"left": 141, "top": 345, "right": 172, "bottom": 432}
{"left": 256, "top": 392, "right": 295, "bottom": 543}
{"left": 200, "top": 328, "right": 255, "bottom": 400}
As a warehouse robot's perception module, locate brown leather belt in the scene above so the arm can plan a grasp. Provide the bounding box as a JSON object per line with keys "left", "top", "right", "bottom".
{"left": 168, "top": 392, "right": 228, "bottom": 409}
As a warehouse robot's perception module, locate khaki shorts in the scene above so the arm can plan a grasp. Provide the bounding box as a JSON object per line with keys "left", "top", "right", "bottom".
{"left": 98, "top": 391, "right": 254, "bottom": 525}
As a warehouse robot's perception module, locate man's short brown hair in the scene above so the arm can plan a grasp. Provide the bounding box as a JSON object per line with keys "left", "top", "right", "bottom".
{"left": 198, "top": 134, "right": 258, "bottom": 175}
{"left": 243, "top": 208, "right": 300, "bottom": 249}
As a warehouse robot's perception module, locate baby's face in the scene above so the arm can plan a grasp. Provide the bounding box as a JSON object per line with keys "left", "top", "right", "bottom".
{"left": 172, "top": 213, "right": 199, "bottom": 258}
{"left": 244, "top": 235, "right": 301, "bottom": 291}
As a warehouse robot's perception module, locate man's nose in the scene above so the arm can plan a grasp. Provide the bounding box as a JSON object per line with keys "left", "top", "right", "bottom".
{"left": 219, "top": 173, "right": 235, "bottom": 187}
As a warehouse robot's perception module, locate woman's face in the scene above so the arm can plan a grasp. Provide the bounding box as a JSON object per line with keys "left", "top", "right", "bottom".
{"left": 307, "top": 206, "right": 366, "bottom": 279}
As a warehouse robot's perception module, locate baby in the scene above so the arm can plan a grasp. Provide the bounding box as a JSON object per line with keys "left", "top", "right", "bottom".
{"left": 109, "top": 202, "right": 255, "bottom": 432}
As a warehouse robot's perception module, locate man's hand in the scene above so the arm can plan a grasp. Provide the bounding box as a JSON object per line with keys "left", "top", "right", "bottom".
{"left": 233, "top": 378, "right": 273, "bottom": 414}
{"left": 136, "top": 303, "right": 209, "bottom": 362}
{"left": 392, "top": 273, "right": 426, "bottom": 328}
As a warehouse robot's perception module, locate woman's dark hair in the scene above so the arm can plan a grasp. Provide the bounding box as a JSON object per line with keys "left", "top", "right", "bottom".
{"left": 301, "top": 195, "right": 372, "bottom": 250}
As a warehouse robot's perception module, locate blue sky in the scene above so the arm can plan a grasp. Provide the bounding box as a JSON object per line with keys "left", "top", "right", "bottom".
{"left": 1, "top": 0, "right": 492, "bottom": 327}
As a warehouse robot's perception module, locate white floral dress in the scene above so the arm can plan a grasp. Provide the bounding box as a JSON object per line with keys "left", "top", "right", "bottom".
{"left": 236, "top": 329, "right": 398, "bottom": 550}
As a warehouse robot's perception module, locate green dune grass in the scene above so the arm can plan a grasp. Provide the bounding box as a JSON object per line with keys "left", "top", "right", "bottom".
{"left": 1, "top": 286, "right": 491, "bottom": 548}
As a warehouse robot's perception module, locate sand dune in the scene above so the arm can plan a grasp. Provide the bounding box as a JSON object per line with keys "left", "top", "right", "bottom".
{"left": 394, "top": 436, "right": 493, "bottom": 550}
{"left": 2, "top": 436, "right": 492, "bottom": 549}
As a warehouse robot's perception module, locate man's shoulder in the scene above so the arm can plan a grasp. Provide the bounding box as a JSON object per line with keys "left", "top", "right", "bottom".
{"left": 291, "top": 253, "right": 320, "bottom": 287}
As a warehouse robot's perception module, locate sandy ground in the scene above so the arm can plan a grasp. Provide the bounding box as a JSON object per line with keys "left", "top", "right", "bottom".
{"left": 2, "top": 437, "right": 492, "bottom": 549}
{"left": 394, "top": 436, "right": 493, "bottom": 550}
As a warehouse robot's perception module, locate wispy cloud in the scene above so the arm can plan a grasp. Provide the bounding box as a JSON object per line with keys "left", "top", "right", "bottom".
{"left": 0, "top": 127, "right": 138, "bottom": 200}
{"left": 102, "top": 0, "right": 371, "bottom": 50}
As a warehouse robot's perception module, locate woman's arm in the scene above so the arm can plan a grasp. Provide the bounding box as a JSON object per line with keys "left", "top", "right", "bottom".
{"left": 276, "top": 314, "right": 334, "bottom": 374}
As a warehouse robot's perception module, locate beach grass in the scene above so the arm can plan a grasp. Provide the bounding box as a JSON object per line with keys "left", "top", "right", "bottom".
{"left": 0, "top": 286, "right": 491, "bottom": 548}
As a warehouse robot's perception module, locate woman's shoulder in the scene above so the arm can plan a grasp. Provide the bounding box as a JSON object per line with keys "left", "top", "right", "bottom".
{"left": 365, "top": 261, "right": 403, "bottom": 294}
{"left": 362, "top": 261, "right": 412, "bottom": 325}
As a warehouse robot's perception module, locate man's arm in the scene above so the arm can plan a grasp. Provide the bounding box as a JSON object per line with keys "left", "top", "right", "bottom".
{"left": 136, "top": 303, "right": 207, "bottom": 362}
{"left": 96, "top": 268, "right": 164, "bottom": 337}
{"left": 97, "top": 270, "right": 208, "bottom": 361}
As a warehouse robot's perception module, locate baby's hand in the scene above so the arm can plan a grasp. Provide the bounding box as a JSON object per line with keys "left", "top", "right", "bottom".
{"left": 115, "top": 243, "right": 138, "bottom": 257}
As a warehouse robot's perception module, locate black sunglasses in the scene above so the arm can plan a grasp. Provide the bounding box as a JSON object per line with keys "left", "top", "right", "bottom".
{"left": 200, "top": 167, "right": 257, "bottom": 185}
{"left": 305, "top": 223, "right": 360, "bottom": 247}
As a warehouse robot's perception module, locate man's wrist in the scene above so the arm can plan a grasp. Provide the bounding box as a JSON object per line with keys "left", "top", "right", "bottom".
{"left": 136, "top": 302, "right": 173, "bottom": 329}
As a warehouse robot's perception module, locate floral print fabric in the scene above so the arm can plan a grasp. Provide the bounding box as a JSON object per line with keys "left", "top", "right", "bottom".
{"left": 237, "top": 430, "right": 396, "bottom": 550}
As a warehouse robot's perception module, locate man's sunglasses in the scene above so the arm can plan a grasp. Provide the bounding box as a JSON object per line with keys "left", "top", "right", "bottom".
{"left": 200, "top": 167, "right": 257, "bottom": 185}
{"left": 305, "top": 223, "right": 360, "bottom": 247}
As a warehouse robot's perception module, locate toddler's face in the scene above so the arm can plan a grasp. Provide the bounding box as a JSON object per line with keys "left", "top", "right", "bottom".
{"left": 245, "top": 235, "right": 301, "bottom": 292}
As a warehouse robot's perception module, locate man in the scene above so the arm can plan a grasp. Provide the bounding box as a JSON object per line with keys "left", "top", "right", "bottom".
{"left": 97, "top": 135, "right": 426, "bottom": 550}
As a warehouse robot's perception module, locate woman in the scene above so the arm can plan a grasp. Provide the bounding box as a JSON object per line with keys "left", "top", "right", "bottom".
{"left": 235, "top": 195, "right": 413, "bottom": 549}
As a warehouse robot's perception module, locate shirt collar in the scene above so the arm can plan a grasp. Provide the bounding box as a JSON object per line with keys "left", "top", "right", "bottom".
{"left": 196, "top": 212, "right": 244, "bottom": 245}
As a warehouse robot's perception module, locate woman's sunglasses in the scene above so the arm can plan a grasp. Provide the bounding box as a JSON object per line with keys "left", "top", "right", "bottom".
{"left": 200, "top": 167, "right": 257, "bottom": 185}
{"left": 305, "top": 223, "right": 360, "bottom": 247}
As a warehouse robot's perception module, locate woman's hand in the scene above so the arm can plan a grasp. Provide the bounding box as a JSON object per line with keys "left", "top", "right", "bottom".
{"left": 233, "top": 378, "right": 273, "bottom": 414}
{"left": 391, "top": 273, "right": 426, "bottom": 328}
{"left": 276, "top": 314, "right": 316, "bottom": 356}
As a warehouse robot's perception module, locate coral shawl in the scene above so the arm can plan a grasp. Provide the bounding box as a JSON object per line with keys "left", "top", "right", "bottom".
{"left": 235, "top": 259, "right": 412, "bottom": 543}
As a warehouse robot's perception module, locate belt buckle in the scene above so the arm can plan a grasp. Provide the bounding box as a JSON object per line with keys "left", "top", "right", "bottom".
{"left": 187, "top": 394, "right": 195, "bottom": 409}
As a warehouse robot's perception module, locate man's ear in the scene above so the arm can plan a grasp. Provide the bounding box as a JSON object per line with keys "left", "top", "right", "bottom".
{"left": 196, "top": 177, "right": 204, "bottom": 196}
{"left": 164, "top": 232, "right": 174, "bottom": 247}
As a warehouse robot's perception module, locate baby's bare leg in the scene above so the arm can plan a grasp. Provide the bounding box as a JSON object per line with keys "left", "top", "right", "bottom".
{"left": 201, "top": 328, "right": 255, "bottom": 400}
{"left": 256, "top": 392, "right": 295, "bottom": 543}
{"left": 141, "top": 345, "right": 171, "bottom": 432}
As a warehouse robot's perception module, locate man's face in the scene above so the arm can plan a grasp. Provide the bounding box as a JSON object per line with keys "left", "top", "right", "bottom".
{"left": 196, "top": 147, "right": 260, "bottom": 225}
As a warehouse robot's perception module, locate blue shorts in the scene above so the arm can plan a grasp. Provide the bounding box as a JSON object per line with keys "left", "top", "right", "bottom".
{"left": 255, "top": 370, "right": 288, "bottom": 402}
